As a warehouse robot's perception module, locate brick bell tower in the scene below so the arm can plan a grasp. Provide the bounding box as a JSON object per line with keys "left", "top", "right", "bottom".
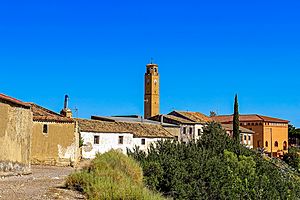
{"left": 144, "top": 63, "right": 160, "bottom": 119}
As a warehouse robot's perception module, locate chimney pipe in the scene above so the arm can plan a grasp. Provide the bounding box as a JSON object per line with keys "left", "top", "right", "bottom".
{"left": 64, "top": 95, "right": 69, "bottom": 109}
{"left": 160, "top": 115, "right": 164, "bottom": 125}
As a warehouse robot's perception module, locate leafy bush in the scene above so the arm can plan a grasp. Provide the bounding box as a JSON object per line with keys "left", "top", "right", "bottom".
{"left": 66, "top": 150, "right": 165, "bottom": 200}
{"left": 283, "top": 147, "right": 300, "bottom": 172}
{"left": 129, "top": 122, "right": 300, "bottom": 200}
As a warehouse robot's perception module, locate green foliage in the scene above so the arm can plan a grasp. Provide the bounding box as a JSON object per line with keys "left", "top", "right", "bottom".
{"left": 233, "top": 94, "right": 240, "bottom": 143}
{"left": 283, "top": 147, "right": 300, "bottom": 172}
{"left": 79, "top": 136, "right": 84, "bottom": 148}
{"left": 128, "top": 122, "right": 300, "bottom": 200}
{"left": 66, "top": 150, "right": 165, "bottom": 200}
{"left": 289, "top": 124, "right": 300, "bottom": 136}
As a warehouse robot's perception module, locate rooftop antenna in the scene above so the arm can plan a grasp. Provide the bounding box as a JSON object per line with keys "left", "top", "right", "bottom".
{"left": 73, "top": 106, "right": 78, "bottom": 118}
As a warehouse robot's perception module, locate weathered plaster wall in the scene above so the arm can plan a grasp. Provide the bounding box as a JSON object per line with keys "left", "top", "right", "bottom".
{"left": 31, "top": 121, "right": 79, "bottom": 166}
{"left": 133, "top": 137, "right": 164, "bottom": 152}
{"left": 164, "top": 126, "right": 180, "bottom": 139}
{"left": 81, "top": 132, "right": 133, "bottom": 159}
{"left": 0, "top": 102, "right": 32, "bottom": 175}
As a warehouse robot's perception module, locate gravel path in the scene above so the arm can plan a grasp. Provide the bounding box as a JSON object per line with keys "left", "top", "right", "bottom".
{"left": 0, "top": 165, "right": 85, "bottom": 200}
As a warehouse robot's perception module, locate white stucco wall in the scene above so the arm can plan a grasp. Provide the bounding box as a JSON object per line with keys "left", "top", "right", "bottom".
{"left": 133, "top": 137, "right": 164, "bottom": 151}
{"left": 194, "top": 124, "right": 204, "bottom": 141}
{"left": 180, "top": 124, "right": 205, "bottom": 143}
{"left": 81, "top": 132, "right": 169, "bottom": 158}
{"left": 81, "top": 132, "right": 134, "bottom": 159}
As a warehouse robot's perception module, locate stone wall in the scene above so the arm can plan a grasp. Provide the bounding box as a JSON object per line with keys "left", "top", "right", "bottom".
{"left": 0, "top": 101, "right": 32, "bottom": 176}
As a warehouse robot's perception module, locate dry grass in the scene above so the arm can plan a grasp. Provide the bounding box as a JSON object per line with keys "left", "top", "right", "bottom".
{"left": 66, "top": 150, "right": 165, "bottom": 200}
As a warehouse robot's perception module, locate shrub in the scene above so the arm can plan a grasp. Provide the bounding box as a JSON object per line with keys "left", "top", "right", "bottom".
{"left": 129, "top": 122, "right": 300, "bottom": 200}
{"left": 66, "top": 150, "right": 165, "bottom": 200}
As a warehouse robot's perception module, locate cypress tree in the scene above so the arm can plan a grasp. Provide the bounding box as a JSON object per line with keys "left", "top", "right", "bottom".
{"left": 233, "top": 94, "right": 240, "bottom": 143}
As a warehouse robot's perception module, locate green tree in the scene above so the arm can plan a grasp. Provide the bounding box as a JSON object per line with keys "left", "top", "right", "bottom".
{"left": 233, "top": 94, "right": 240, "bottom": 143}
{"left": 129, "top": 122, "right": 300, "bottom": 200}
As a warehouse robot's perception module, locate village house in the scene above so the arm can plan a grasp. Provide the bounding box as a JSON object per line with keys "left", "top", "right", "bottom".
{"left": 0, "top": 94, "right": 32, "bottom": 175}
{"left": 151, "top": 111, "right": 211, "bottom": 143}
{"left": 149, "top": 114, "right": 201, "bottom": 143}
{"left": 211, "top": 114, "right": 289, "bottom": 157}
{"left": 91, "top": 115, "right": 180, "bottom": 139}
{"left": 221, "top": 124, "right": 254, "bottom": 149}
{"left": 29, "top": 96, "right": 80, "bottom": 166}
{"left": 77, "top": 118, "right": 174, "bottom": 159}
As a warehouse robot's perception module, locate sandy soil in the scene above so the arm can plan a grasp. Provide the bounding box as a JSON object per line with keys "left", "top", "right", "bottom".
{"left": 0, "top": 165, "right": 85, "bottom": 200}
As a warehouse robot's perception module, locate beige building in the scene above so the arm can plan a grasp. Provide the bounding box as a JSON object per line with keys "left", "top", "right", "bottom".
{"left": 30, "top": 103, "right": 80, "bottom": 166}
{"left": 0, "top": 94, "right": 32, "bottom": 175}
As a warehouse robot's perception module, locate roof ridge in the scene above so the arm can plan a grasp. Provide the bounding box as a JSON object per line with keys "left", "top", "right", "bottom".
{"left": 30, "top": 103, "right": 63, "bottom": 117}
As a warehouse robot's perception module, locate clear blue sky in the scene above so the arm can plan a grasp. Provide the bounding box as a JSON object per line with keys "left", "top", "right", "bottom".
{"left": 1, "top": 0, "right": 300, "bottom": 126}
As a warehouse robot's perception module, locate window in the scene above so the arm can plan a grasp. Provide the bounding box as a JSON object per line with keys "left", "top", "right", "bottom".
{"left": 249, "top": 128, "right": 252, "bottom": 130}
{"left": 255, "top": 123, "right": 258, "bottom": 126}
{"left": 175, "top": 136, "right": 179, "bottom": 141}
{"left": 189, "top": 127, "right": 193, "bottom": 134}
{"left": 240, "top": 135, "right": 243, "bottom": 142}
{"left": 257, "top": 141, "right": 260, "bottom": 147}
{"left": 94, "top": 135, "right": 100, "bottom": 144}
{"left": 141, "top": 139, "right": 146, "bottom": 145}
{"left": 183, "top": 127, "right": 186, "bottom": 134}
{"left": 265, "top": 141, "right": 268, "bottom": 147}
{"left": 198, "top": 129, "right": 201, "bottom": 136}
{"left": 240, "top": 123, "right": 243, "bottom": 126}
{"left": 43, "top": 124, "right": 48, "bottom": 134}
{"left": 118, "top": 136, "right": 124, "bottom": 144}
{"left": 244, "top": 135, "right": 247, "bottom": 140}
{"left": 274, "top": 141, "right": 278, "bottom": 147}
{"left": 283, "top": 141, "right": 287, "bottom": 150}
{"left": 248, "top": 135, "right": 251, "bottom": 141}
{"left": 247, "top": 123, "right": 251, "bottom": 125}
{"left": 251, "top": 123, "right": 254, "bottom": 126}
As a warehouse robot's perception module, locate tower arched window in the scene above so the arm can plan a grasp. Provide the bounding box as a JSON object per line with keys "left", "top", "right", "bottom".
{"left": 274, "top": 141, "right": 278, "bottom": 147}
{"left": 265, "top": 141, "right": 268, "bottom": 147}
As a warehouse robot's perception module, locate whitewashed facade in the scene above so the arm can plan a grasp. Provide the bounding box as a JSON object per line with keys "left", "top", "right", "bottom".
{"left": 81, "top": 131, "right": 168, "bottom": 159}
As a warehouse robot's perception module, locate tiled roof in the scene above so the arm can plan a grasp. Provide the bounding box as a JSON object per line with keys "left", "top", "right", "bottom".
{"left": 0, "top": 93, "right": 30, "bottom": 108}
{"left": 211, "top": 114, "right": 289, "bottom": 123}
{"left": 77, "top": 118, "right": 174, "bottom": 138}
{"left": 149, "top": 114, "right": 196, "bottom": 125}
{"left": 91, "top": 115, "right": 179, "bottom": 127}
{"left": 221, "top": 124, "right": 255, "bottom": 134}
{"left": 30, "top": 103, "right": 74, "bottom": 123}
{"left": 168, "top": 111, "right": 211, "bottom": 123}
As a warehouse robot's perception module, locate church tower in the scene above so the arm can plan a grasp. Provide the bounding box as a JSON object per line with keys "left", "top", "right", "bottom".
{"left": 144, "top": 63, "right": 160, "bottom": 119}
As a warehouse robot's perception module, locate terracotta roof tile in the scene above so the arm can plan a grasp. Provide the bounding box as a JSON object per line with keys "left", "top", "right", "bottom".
{"left": 0, "top": 93, "right": 30, "bottom": 108}
{"left": 169, "top": 111, "right": 211, "bottom": 123}
{"left": 77, "top": 118, "right": 174, "bottom": 138}
{"left": 221, "top": 124, "right": 255, "bottom": 134}
{"left": 211, "top": 114, "right": 289, "bottom": 123}
{"left": 149, "top": 114, "right": 196, "bottom": 124}
{"left": 30, "top": 103, "right": 74, "bottom": 123}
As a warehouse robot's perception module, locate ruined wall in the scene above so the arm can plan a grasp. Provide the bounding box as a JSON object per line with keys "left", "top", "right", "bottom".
{"left": 0, "top": 102, "right": 32, "bottom": 176}
{"left": 31, "top": 121, "right": 79, "bottom": 166}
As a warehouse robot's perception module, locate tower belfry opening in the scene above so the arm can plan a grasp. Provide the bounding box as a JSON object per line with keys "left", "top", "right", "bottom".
{"left": 144, "top": 63, "right": 160, "bottom": 119}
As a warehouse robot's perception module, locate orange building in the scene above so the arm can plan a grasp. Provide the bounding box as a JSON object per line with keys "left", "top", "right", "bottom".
{"left": 211, "top": 114, "right": 289, "bottom": 157}
{"left": 144, "top": 63, "right": 160, "bottom": 119}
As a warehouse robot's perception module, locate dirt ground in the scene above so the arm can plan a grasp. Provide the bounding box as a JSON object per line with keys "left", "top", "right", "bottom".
{"left": 0, "top": 165, "right": 85, "bottom": 200}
